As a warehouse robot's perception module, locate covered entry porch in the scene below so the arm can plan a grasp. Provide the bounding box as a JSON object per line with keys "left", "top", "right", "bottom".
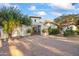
{"left": 32, "top": 25, "right": 41, "bottom": 35}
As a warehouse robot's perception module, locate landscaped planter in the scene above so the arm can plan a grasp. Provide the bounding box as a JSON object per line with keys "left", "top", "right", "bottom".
{"left": 27, "top": 33, "right": 31, "bottom": 36}
{"left": 42, "top": 29, "right": 48, "bottom": 36}
{"left": 48, "top": 27, "right": 60, "bottom": 35}
{"left": 26, "top": 29, "right": 32, "bottom": 36}
{"left": 42, "top": 32, "right": 48, "bottom": 36}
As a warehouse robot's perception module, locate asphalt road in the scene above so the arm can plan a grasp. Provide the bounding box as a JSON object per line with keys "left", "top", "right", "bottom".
{"left": 15, "top": 35, "right": 79, "bottom": 56}
{"left": 0, "top": 35, "right": 79, "bottom": 56}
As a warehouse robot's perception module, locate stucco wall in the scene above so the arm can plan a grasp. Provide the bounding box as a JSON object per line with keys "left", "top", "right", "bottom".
{"left": 0, "top": 25, "right": 32, "bottom": 39}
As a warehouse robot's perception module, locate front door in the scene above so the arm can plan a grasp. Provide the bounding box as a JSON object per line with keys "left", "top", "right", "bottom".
{"left": 33, "top": 25, "right": 41, "bottom": 35}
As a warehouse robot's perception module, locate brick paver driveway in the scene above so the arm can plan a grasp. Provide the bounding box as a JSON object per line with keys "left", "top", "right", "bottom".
{"left": 0, "top": 35, "right": 79, "bottom": 56}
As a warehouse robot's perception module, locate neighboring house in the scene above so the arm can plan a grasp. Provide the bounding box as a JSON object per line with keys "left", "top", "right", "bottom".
{"left": 41, "top": 20, "right": 58, "bottom": 35}
{"left": 43, "top": 20, "right": 58, "bottom": 29}
{"left": 61, "top": 23, "right": 77, "bottom": 34}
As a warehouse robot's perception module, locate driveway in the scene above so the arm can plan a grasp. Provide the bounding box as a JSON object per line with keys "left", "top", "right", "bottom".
{"left": 13, "top": 35, "right": 79, "bottom": 56}
{"left": 0, "top": 35, "right": 79, "bottom": 56}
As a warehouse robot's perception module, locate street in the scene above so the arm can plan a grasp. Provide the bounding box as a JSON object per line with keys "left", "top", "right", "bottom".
{"left": 0, "top": 35, "right": 79, "bottom": 56}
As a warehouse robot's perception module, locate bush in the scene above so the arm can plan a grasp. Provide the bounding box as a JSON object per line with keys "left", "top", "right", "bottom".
{"left": 48, "top": 27, "right": 60, "bottom": 35}
{"left": 75, "top": 29, "right": 79, "bottom": 35}
{"left": 63, "top": 29, "right": 75, "bottom": 36}
{"left": 27, "top": 29, "right": 32, "bottom": 33}
{"left": 42, "top": 29, "right": 47, "bottom": 33}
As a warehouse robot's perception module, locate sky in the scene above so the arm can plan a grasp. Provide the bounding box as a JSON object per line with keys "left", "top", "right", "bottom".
{"left": 0, "top": 3, "right": 79, "bottom": 20}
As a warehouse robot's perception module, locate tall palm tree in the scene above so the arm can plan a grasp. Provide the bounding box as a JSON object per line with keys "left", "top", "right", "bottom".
{"left": 0, "top": 7, "right": 32, "bottom": 40}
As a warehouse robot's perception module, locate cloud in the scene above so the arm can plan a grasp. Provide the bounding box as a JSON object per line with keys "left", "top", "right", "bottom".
{"left": 37, "top": 11, "right": 46, "bottom": 16}
{"left": 0, "top": 3, "right": 19, "bottom": 9}
{"left": 51, "top": 12, "right": 62, "bottom": 17}
{"left": 29, "top": 5, "right": 36, "bottom": 11}
{"left": 48, "top": 3, "right": 75, "bottom": 10}
{"left": 28, "top": 5, "right": 47, "bottom": 16}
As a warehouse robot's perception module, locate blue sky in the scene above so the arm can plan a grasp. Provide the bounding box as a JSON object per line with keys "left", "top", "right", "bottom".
{"left": 0, "top": 3, "right": 79, "bottom": 20}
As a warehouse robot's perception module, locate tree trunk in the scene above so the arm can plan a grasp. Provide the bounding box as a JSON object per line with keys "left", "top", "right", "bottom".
{"left": 8, "top": 33, "right": 13, "bottom": 40}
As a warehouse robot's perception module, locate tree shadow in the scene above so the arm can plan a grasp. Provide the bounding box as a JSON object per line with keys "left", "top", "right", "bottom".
{"left": 13, "top": 39, "right": 33, "bottom": 56}
{"left": 8, "top": 39, "right": 24, "bottom": 56}
{"left": 0, "top": 39, "right": 11, "bottom": 56}
{"left": 24, "top": 39, "right": 69, "bottom": 56}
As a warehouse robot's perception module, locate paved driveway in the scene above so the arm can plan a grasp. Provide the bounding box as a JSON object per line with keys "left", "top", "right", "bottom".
{"left": 14, "top": 35, "right": 79, "bottom": 56}
{"left": 0, "top": 35, "right": 79, "bottom": 56}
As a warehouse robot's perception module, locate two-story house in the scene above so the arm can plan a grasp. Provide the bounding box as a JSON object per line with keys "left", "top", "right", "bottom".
{"left": 30, "top": 16, "right": 42, "bottom": 35}
{"left": 30, "top": 16, "right": 58, "bottom": 35}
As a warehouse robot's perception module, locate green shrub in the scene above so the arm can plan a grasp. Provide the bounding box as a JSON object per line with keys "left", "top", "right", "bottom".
{"left": 48, "top": 27, "right": 60, "bottom": 35}
{"left": 42, "top": 29, "right": 47, "bottom": 33}
{"left": 63, "top": 29, "right": 75, "bottom": 36}
{"left": 75, "top": 29, "right": 79, "bottom": 35}
{"left": 27, "top": 29, "right": 32, "bottom": 33}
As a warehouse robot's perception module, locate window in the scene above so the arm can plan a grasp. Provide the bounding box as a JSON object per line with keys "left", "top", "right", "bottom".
{"left": 35, "top": 19, "right": 36, "bottom": 22}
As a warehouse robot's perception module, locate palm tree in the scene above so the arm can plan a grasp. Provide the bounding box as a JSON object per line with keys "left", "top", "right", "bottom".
{"left": 0, "top": 7, "right": 32, "bottom": 40}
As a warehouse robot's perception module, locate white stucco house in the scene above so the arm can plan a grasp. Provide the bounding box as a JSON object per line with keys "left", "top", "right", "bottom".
{"left": 30, "top": 16, "right": 58, "bottom": 35}
{"left": 61, "top": 23, "right": 77, "bottom": 34}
